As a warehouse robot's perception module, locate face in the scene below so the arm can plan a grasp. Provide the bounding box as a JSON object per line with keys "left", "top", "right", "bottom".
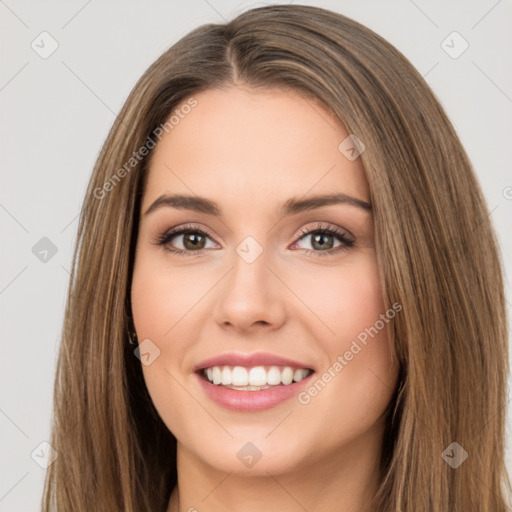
{"left": 131, "top": 85, "right": 400, "bottom": 476}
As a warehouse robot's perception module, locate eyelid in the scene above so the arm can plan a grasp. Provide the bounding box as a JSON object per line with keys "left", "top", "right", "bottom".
{"left": 294, "top": 222, "right": 354, "bottom": 243}
{"left": 152, "top": 223, "right": 219, "bottom": 248}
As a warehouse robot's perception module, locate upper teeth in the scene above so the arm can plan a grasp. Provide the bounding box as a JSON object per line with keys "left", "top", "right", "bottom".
{"left": 203, "top": 366, "right": 311, "bottom": 387}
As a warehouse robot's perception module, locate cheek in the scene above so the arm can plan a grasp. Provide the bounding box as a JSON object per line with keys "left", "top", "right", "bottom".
{"left": 130, "top": 256, "right": 196, "bottom": 435}
{"left": 130, "top": 251, "right": 208, "bottom": 340}
{"left": 130, "top": 248, "right": 224, "bottom": 429}
{"left": 335, "top": 261, "right": 386, "bottom": 343}
{"left": 293, "top": 255, "right": 397, "bottom": 426}
{"left": 289, "top": 253, "right": 385, "bottom": 343}
{"left": 325, "top": 255, "right": 395, "bottom": 383}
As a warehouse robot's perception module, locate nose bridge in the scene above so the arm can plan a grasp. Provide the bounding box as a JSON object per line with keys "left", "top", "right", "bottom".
{"left": 213, "top": 234, "right": 285, "bottom": 330}
{"left": 229, "top": 234, "right": 272, "bottom": 304}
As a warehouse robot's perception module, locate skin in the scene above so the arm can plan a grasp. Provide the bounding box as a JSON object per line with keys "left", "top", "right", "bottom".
{"left": 131, "top": 85, "right": 400, "bottom": 512}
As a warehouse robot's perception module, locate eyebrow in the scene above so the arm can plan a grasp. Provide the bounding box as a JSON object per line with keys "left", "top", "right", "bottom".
{"left": 143, "top": 192, "right": 372, "bottom": 217}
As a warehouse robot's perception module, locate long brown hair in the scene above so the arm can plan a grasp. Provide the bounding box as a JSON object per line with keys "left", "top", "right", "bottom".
{"left": 42, "top": 4, "right": 511, "bottom": 511}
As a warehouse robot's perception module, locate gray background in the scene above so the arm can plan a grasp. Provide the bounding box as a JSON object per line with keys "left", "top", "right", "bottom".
{"left": 1, "top": 0, "right": 511, "bottom": 510}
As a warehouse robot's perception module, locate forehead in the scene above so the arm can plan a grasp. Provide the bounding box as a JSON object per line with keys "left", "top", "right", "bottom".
{"left": 142, "top": 86, "right": 369, "bottom": 213}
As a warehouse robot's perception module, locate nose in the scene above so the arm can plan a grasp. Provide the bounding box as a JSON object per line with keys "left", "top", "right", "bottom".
{"left": 212, "top": 247, "right": 286, "bottom": 334}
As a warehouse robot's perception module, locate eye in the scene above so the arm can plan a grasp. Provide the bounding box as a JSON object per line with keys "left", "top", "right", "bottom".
{"left": 152, "top": 224, "right": 218, "bottom": 256}
{"left": 290, "top": 223, "right": 355, "bottom": 257}
{"left": 152, "top": 222, "right": 355, "bottom": 258}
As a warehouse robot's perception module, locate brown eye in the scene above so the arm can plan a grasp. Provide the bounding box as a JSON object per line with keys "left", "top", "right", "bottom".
{"left": 180, "top": 231, "right": 207, "bottom": 250}
{"left": 153, "top": 225, "right": 218, "bottom": 256}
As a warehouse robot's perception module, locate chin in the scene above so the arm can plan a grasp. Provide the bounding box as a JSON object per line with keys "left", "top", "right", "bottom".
{"left": 181, "top": 431, "right": 309, "bottom": 476}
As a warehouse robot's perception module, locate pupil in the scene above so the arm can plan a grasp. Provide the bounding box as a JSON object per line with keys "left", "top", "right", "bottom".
{"left": 312, "top": 233, "right": 332, "bottom": 250}
{"left": 184, "top": 233, "right": 204, "bottom": 250}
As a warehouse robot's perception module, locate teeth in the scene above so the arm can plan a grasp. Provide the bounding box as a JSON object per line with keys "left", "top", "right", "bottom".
{"left": 221, "top": 366, "right": 232, "bottom": 385}
{"left": 267, "top": 366, "right": 281, "bottom": 385}
{"left": 281, "top": 367, "right": 294, "bottom": 385}
{"left": 212, "top": 366, "right": 221, "bottom": 385}
{"left": 202, "top": 365, "right": 312, "bottom": 388}
{"left": 248, "top": 366, "right": 267, "bottom": 386}
{"left": 293, "top": 368, "right": 308, "bottom": 382}
{"left": 232, "top": 366, "right": 249, "bottom": 386}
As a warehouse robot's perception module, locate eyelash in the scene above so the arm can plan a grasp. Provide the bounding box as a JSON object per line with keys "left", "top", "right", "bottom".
{"left": 152, "top": 223, "right": 355, "bottom": 258}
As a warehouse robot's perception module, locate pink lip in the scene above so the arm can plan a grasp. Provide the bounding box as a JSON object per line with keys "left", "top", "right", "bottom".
{"left": 195, "top": 371, "right": 315, "bottom": 412}
{"left": 193, "top": 352, "right": 315, "bottom": 412}
{"left": 192, "top": 352, "right": 314, "bottom": 372}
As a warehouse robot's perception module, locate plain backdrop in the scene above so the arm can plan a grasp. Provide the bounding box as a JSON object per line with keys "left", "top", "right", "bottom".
{"left": 1, "top": 0, "right": 511, "bottom": 510}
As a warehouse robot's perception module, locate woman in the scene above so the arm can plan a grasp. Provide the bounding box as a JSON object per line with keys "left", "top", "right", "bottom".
{"left": 42, "top": 4, "right": 511, "bottom": 511}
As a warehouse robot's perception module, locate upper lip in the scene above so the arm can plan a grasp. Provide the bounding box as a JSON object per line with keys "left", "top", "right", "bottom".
{"left": 193, "top": 352, "right": 314, "bottom": 372}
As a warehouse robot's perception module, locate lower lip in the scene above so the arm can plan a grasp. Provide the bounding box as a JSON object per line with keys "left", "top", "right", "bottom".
{"left": 195, "top": 371, "right": 315, "bottom": 412}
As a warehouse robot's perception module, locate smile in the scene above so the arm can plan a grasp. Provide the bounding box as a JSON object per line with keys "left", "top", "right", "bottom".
{"left": 202, "top": 365, "right": 312, "bottom": 390}
{"left": 193, "top": 352, "right": 316, "bottom": 412}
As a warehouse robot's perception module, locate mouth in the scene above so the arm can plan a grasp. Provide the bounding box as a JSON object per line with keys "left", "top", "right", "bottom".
{"left": 193, "top": 353, "right": 316, "bottom": 412}
{"left": 199, "top": 365, "right": 313, "bottom": 391}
